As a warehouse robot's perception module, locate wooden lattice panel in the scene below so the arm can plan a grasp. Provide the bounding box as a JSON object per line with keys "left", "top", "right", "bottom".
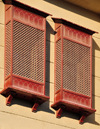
{"left": 13, "top": 20, "right": 44, "bottom": 83}
{"left": 63, "top": 39, "right": 90, "bottom": 96}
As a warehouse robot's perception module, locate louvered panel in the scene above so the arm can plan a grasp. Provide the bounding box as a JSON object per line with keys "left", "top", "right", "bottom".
{"left": 13, "top": 20, "right": 44, "bottom": 83}
{"left": 63, "top": 39, "right": 90, "bottom": 96}
{"left": 5, "top": 21, "right": 11, "bottom": 78}
{"left": 55, "top": 39, "right": 62, "bottom": 92}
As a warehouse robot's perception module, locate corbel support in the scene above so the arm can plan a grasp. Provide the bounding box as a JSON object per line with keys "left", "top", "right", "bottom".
{"left": 56, "top": 108, "right": 62, "bottom": 118}
{"left": 6, "top": 94, "right": 13, "bottom": 106}
{"left": 32, "top": 103, "right": 39, "bottom": 112}
{"left": 79, "top": 115, "right": 86, "bottom": 124}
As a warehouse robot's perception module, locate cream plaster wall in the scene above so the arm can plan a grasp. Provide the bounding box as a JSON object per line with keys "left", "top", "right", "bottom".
{"left": 0, "top": 0, "right": 100, "bottom": 129}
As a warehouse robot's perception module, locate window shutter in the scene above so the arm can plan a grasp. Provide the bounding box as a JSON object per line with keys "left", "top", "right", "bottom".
{"left": 0, "top": 0, "right": 51, "bottom": 112}
{"left": 51, "top": 17, "right": 96, "bottom": 123}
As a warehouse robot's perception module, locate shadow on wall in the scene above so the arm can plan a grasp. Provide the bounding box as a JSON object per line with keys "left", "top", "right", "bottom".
{"left": 45, "top": 19, "right": 55, "bottom": 88}
{"left": 45, "top": 21, "right": 51, "bottom": 97}
{"left": 92, "top": 38, "right": 100, "bottom": 125}
{"left": 44, "top": 0, "right": 100, "bottom": 22}
{"left": 10, "top": 97, "right": 54, "bottom": 114}
{"left": 62, "top": 111, "right": 100, "bottom": 125}
{"left": 45, "top": 20, "right": 55, "bottom": 113}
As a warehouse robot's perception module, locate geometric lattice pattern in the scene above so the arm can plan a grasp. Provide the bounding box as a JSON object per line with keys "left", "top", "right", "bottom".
{"left": 5, "top": 21, "right": 11, "bottom": 78}
{"left": 13, "top": 20, "right": 44, "bottom": 83}
{"left": 63, "top": 39, "right": 90, "bottom": 96}
{"left": 55, "top": 39, "right": 62, "bottom": 91}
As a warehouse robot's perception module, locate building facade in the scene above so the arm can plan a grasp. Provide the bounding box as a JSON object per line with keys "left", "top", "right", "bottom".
{"left": 0, "top": 0, "right": 100, "bottom": 129}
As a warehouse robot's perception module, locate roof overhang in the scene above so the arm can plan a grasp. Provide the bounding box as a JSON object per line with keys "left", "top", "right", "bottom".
{"left": 64, "top": 0, "right": 100, "bottom": 14}
{"left": 3, "top": 0, "right": 100, "bottom": 15}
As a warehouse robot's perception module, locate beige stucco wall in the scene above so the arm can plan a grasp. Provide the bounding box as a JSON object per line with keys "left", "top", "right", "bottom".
{"left": 0, "top": 0, "right": 100, "bottom": 129}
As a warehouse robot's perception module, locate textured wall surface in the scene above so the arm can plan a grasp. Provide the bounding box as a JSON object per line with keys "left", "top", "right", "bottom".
{"left": 0, "top": 0, "right": 100, "bottom": 129}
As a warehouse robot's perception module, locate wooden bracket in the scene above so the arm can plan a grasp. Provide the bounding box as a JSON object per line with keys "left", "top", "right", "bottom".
{"left": 79, "top": 115, "right": 86, "bottom": 124}
{"left": 32, "top": 103, "right": 39, "bottom": 112}
{"left": 56, "top": 108, "right": 62, "bottom": 118}
{"left": 6, "top": 95, "right": 13, "bottom": 106}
